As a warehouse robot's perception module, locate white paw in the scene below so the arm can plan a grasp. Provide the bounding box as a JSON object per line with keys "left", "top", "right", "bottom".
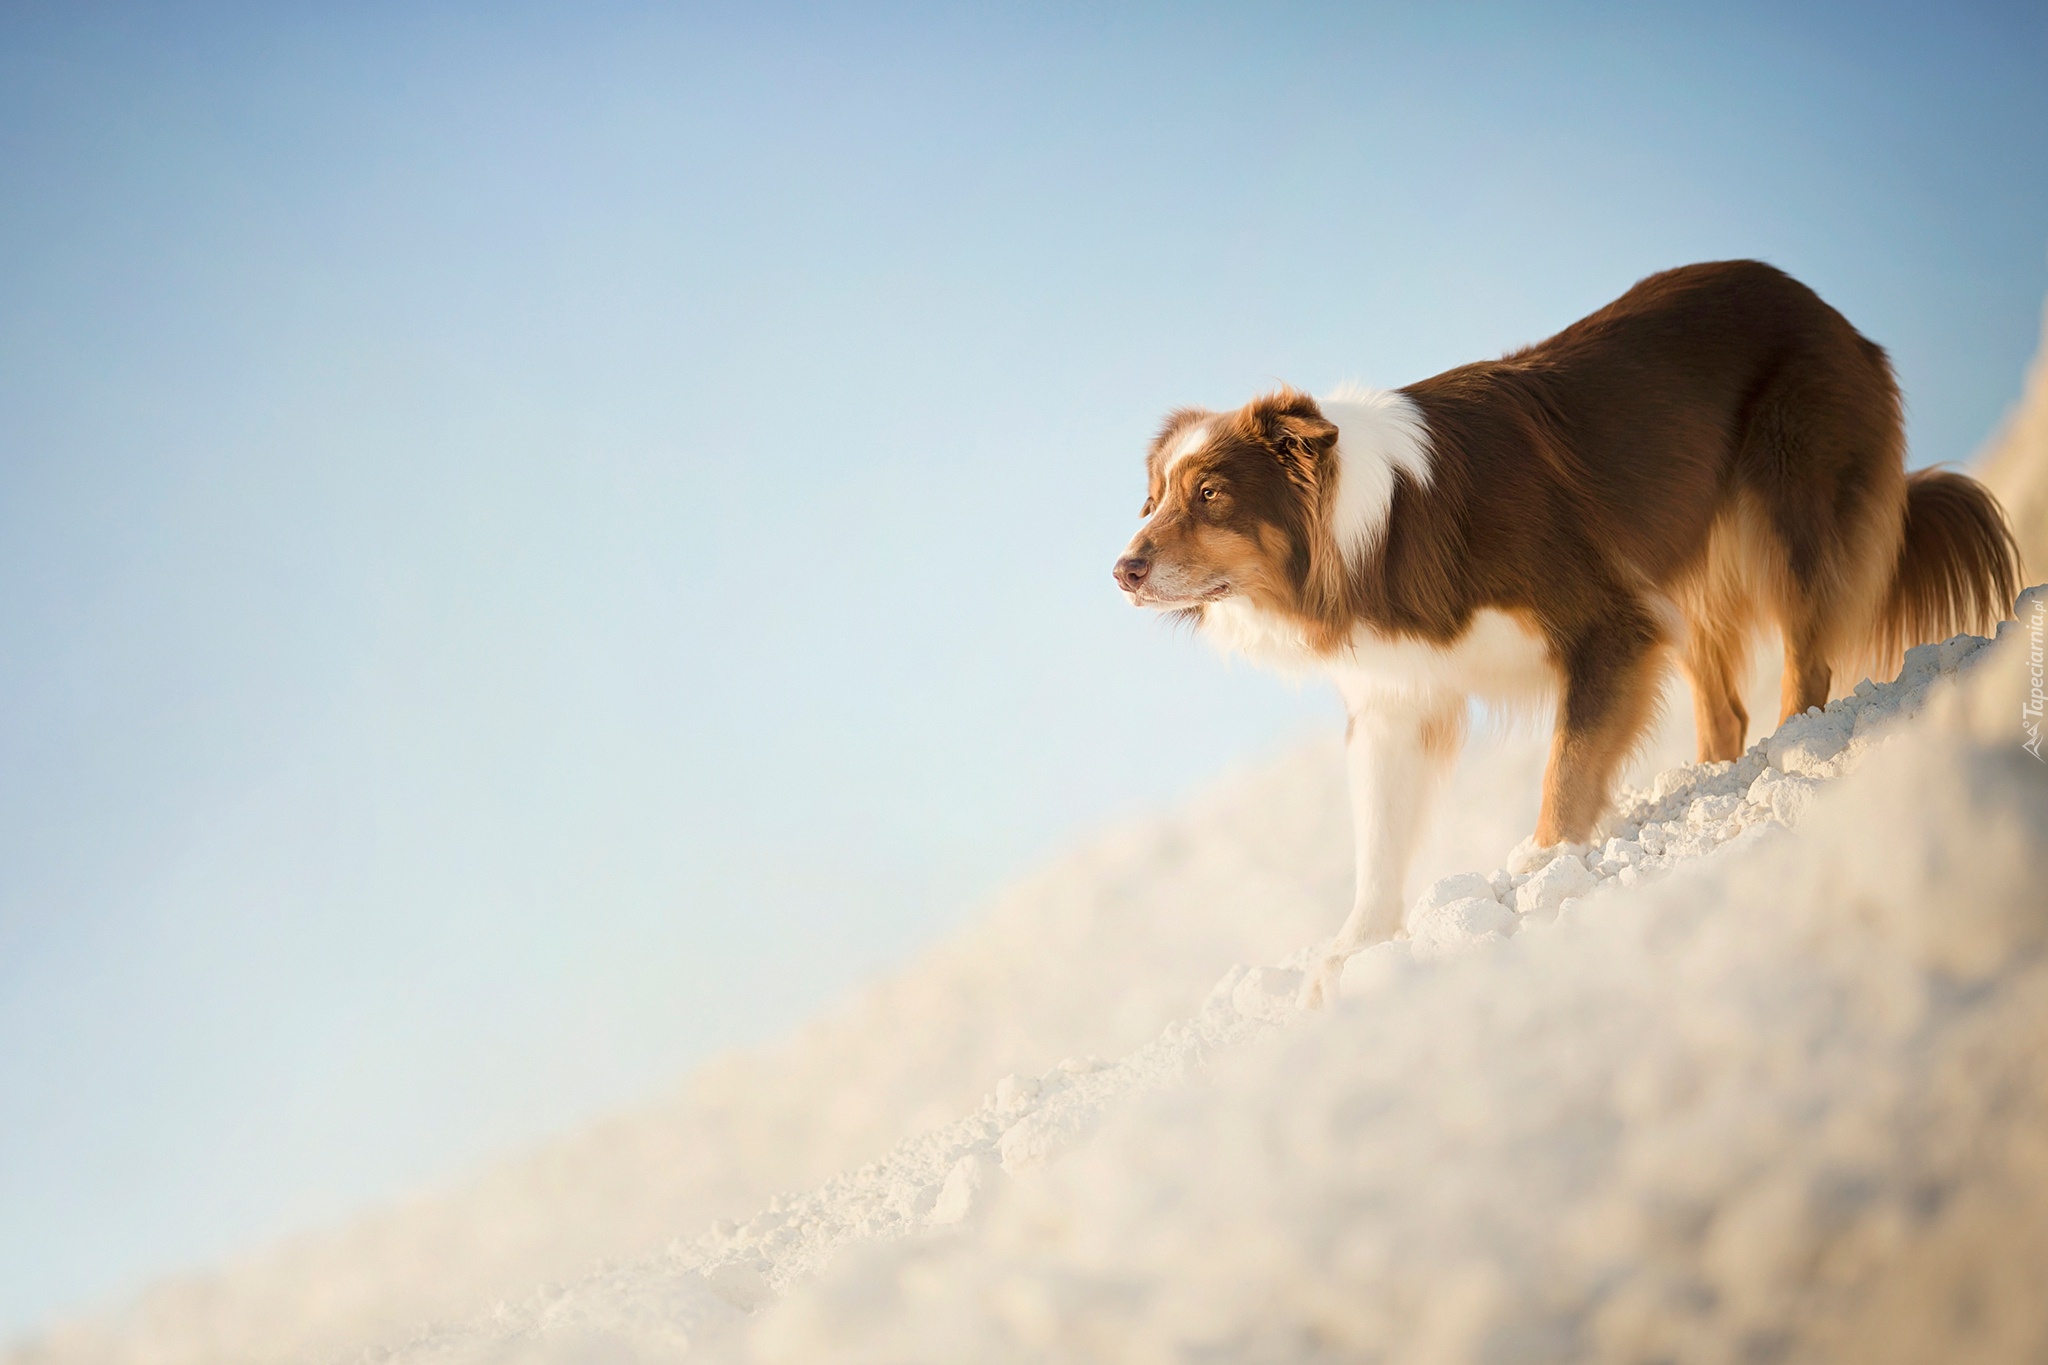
{"left": 1297, "top": 955, "right": 1344, "bottom": 1010}
{"left": 1505, "top": 836, "right": 1550, "bottom": 875}
{"left": 1506, "top": 836, "right": 1592, "bottom": 876}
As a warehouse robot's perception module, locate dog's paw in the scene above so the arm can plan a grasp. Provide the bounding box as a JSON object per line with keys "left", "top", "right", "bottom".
{"left": 1505, "top": 836, "right": 1550, "bottom": 875}
{"left": 1506, "top": 836, "right": 1593, "bottom": 876}
{"left": 1297, "top": 951, "right": 1350, "bottom": 1010}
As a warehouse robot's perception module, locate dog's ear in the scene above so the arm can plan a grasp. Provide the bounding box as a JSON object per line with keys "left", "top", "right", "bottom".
{"left": 1247, "top": 388, "right": 1338, "bottom": 488}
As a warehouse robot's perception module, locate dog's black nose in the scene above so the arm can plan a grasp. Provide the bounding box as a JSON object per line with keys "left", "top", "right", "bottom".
{"left": 1114, "top": 555, "right": 1150, "bottom": 591}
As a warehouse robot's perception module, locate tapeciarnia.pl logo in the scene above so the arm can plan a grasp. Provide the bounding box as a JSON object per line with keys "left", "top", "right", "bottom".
{"left": 2025, "top": 595, "right": 2046, "bottom": 761}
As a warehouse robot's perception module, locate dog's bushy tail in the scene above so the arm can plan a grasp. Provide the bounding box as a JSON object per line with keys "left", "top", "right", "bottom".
{"left": 1874, "top": 468, "right": 2022, "bottom": 667}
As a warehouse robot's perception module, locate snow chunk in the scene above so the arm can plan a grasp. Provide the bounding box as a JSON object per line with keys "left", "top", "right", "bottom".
{"left": 928, "top": 1155, "right": 990, "bottom": 1226}
{"left": 1748, "top": 768, "right": 1821, "bottom": 826}
{"left": 703, "top": 1260, "right": 772, "bottom": 1311}
{"left": 1409, "top": 896, "right": 1518, "bottom": 959}
{"left": 1765, "top": 705, "right": 1853, "bottom": 776}
{"left": 1515, "top": 852, "right": 1599, "bottom": 920}
{"left": 993, "top": 1075, "right": 1039, "bottom": 1112}
{"left": 1415, "top": 871, "right": 1498, "bottom": 912}
{"left": 1336, "top": 939, "right": 1418, "bottom": 999}
{"left": 1229, "top": 966, "right": 1303, "bottom": 1021}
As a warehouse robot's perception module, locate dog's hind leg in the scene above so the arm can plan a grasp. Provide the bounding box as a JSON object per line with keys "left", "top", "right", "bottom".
{"left": 1776, "top": 614, "right": 1834, "bottom": 722}
{"left": 1672, "top": 513, "right": 1755, "bottom": 764}
{"left": 1680, "top": 611, "right": 1751, "bottom": 764}
{"left": 1533, "top": 607, "right": 1670, "bottom": 849}
{"left": 1764, "top": 491, "right": 1851, "bottom": 722}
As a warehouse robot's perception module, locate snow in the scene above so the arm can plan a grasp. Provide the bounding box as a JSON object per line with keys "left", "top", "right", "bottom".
{"left": 305, "top": 595, "right": 2045, "bottom": 1364}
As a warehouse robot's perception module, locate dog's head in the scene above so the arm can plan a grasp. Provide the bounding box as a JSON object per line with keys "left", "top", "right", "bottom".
{"left": 1112, "top": 387, "right": 1337, "bottom": 617}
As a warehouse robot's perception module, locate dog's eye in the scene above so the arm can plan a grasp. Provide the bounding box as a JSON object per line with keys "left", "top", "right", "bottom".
{"left": 1201, "top": 486, "right": 1219, "bottom": 501}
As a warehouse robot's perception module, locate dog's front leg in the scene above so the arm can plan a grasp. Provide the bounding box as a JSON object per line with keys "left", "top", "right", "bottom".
{"left": 1300, "top": 694, "right": 1464, "bottom": 1008}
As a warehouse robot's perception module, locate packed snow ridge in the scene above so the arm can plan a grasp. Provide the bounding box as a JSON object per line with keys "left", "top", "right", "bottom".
{"left": 373, "top": 588, "right": 2048, "bottom": 1364}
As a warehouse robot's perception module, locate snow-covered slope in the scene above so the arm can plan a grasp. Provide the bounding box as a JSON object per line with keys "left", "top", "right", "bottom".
{"left": 325, "top": 590, "right": 2045, "bottom": 1363}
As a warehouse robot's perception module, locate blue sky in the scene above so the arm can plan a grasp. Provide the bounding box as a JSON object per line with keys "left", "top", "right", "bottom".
{"left": 1, "top": 0, "right": 2044, "bottom": 1337}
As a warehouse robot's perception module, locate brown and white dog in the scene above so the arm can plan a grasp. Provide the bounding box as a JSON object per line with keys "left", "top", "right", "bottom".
{"left": 1114, "top": 260, "right": 2021, "bottom": 1004}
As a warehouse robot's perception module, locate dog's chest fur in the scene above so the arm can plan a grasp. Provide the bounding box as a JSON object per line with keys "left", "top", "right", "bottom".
{"left": 1201, "top": 597, "right": 1555, "bottom": 710}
